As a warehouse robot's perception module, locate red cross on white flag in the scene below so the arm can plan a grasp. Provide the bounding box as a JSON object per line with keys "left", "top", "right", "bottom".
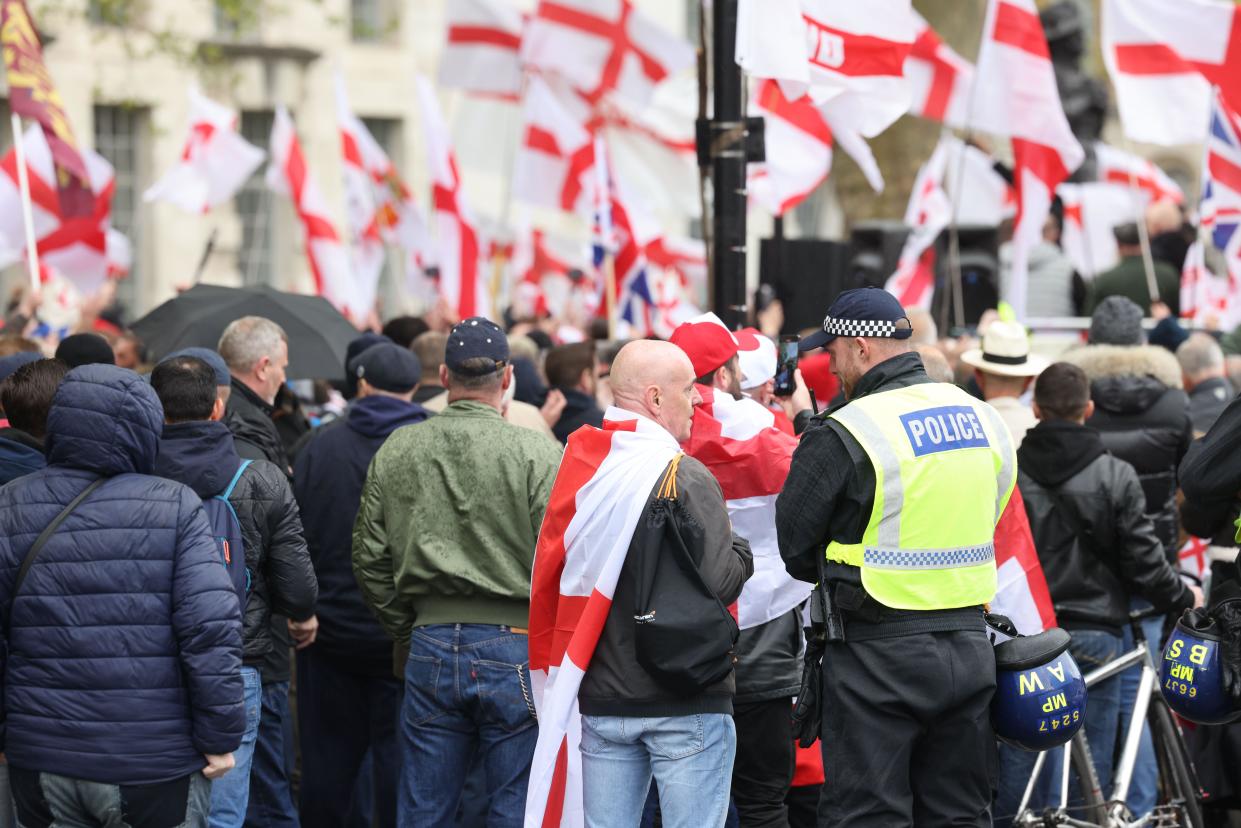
{"left": 521, "top": 0, "right": 694, "bottom": 109}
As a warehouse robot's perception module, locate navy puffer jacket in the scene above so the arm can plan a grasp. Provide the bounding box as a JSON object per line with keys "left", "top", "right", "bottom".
{"left": 0, "top": 365, "right": 245, "bottom": 785}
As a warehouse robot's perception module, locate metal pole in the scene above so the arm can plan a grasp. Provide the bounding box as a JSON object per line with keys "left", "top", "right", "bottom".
{"left": 710, "top": 0, "right": 747, "bottom": 330}
{"left": 11, "top": 114, "right": 40, "bottom": 293}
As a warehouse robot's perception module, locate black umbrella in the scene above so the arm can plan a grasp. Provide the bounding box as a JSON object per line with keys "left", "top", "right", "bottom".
{"left": 131, "top": 284, "right": 362, "bottom": 380}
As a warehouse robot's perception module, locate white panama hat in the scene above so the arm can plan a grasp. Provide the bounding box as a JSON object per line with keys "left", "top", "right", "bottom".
{"left": 959, "top": 321, "right": 1050, "bottom": 378}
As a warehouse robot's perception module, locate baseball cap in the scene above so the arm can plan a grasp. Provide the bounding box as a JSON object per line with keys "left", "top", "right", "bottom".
{"left": 734, "top": 328, "right": 777, "bottom": 390}
{"left": 800, "top": 287, "right": 914, "bottom": 352}
{"left": 445, "top": 317, "right": 509, "bottom": 376}
{"left": 669, "top": 312, "right": 740, "bottom": 378}
{"left": 160, "top": 347, "right": 231, "bottom": 387}
{"left": 350, "top": 342, "right": 422, "bottom": 393}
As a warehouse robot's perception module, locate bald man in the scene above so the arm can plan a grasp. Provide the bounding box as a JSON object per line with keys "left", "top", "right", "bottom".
{"left": 545, "top": 340, "right": 753, "bottom": 828}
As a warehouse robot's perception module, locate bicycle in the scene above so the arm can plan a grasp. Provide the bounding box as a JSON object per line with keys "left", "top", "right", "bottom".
{"left": 1010, "top": 607, "right": 1205, "bottom": 827}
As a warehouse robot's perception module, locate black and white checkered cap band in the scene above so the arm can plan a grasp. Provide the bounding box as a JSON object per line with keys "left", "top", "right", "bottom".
{"left": 822, "top": 315, "right": 909, "bottom": 338}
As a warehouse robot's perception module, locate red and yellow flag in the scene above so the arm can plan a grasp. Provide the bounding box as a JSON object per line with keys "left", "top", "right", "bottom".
{"left": 0, "top": 0, "right": 92, "bottom": 218}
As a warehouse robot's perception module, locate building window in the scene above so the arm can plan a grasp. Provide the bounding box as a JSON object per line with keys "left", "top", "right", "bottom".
{"left": 351, "top": 0, "right": 394, "bottom": 42}
{"left": 93, "top": 104, "right": 148, "bottom": 317}
{"left": 237, "top": 111, "right": 275, "bottom": 287}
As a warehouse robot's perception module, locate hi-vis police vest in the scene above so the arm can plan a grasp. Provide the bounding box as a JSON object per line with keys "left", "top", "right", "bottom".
{"left": 825, "top": 383, "right": 1017, "bottom": 611}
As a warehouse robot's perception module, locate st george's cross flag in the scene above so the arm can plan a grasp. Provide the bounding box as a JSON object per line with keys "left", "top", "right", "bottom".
{"left": 0, "top": 123, "right": 115, "bottom": 297}
{"left": 526, "top": 407, "right": 682, "bottom": 828}
{"left": 683, "top": 385, "right": 812, "bottom": 629}
{"left": 144, "top": 88, "right": 265, "bottom": 215}
{"left": 335, "top": 75, "right": 388, "bottom": 315}
{"left": 736, "top": 0, "right": 915, "bottom": 138}
{"left": 1102, "top": 0, "right": 1241, "bottom": 146}
{"left": 513, "top": 78, "right": 598, "bottom": 218}
{"left": 992, "top": 487, "right": 1056, "bottom": 635}
{"left": 416, "top": 75, "right": 489, "bottom": 321}
{"left": 906, "top": 11, "right": 974, "bottom": 129}
{"left": 886, "top": 134, "right": 952, "bottom": 309}
{"left": 267, "top": 107, "right": 363, "bottom": 320}
{"left": 1055, "top": 182, "right": 1138, "bottom": 280}
{"left": 1093, "top": 143, "right": 1183, "bottom": 204}
{"left": 748, "top": 79, "right": 833, "bottom": 216}
{"left": 969, "top": 0, "right": 1083, "bottom": 319}
{"left": 439, "top": 0, "right": 525, "bottom": 98}
{"left": 521, "top": 0, "right": 694, "bottom": 109}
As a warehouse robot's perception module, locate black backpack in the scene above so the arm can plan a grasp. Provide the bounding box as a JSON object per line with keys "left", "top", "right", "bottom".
{"left": 632, "top": 454, "right": 740, "bottom": 696}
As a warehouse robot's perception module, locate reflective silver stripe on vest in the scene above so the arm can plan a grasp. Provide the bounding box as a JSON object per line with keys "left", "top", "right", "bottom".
{"left": 863, "top": 543, "right": 996, "bottom": 571}
{"left": 975, "top": 402, "right": 1016, "bottom": 521}
{"left": 832, "top": 402, "right": 903, "bottom": 548}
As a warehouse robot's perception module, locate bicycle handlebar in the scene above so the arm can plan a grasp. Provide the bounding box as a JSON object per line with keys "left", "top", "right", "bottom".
{"left": 1129, "top": 606, "right": 1163, "bottom": 623}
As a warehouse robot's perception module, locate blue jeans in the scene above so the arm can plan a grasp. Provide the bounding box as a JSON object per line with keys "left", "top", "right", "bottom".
{"left": 993, "top": 630, "right": 1124, "bottom": 825}
{"left": 10, "top": 768, "right": 211, "bottom": 827}
{"left": 581, "top": 714, "right": 737, "bottom": 828}
{"left": 400, "top": 624, "right": 537, "bottom": 828}
{"left": 1119, "top": 602, "right": 1165, "bottom": 817}
{"left": 244, "top": 679, "right": 298, "bottom": 828}
{"left": 210, "top": 667, "right": 262, "bottom": 828}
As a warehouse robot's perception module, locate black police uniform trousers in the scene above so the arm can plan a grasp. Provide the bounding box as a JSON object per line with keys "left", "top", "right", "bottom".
{"left": 817, "top": 629, "right": 997, "bottom": 827}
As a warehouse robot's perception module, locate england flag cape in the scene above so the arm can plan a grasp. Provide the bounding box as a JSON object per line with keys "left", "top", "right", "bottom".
{"left": 526, "top": 407, "right": 681, "bottom": 828}
{"left": 684, "top": 386, "right": 811, "bottom": 629}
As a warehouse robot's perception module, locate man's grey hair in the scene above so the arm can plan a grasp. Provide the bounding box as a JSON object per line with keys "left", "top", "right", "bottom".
{"left": 1177, "top": 333, "right": 1225, "bottom": 380}
{"left": 218, "top": 316, "right": 288, "bottom": 375}
{"left": 447, "top": 358, "right": 505, "bottom": 392}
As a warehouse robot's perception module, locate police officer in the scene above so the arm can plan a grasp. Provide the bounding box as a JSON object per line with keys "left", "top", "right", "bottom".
{"left": 775, "top": 288, "right": 1016, "bottom": 827}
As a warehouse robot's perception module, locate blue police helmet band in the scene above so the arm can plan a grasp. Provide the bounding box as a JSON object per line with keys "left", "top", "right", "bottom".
{"left": 822, "top": 315, "right": 914, "bottom": 339}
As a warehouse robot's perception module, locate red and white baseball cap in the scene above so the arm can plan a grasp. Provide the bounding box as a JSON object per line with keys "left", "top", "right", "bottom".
{"left": 669, "top": 312, "right": 739, "bottom": 378}
{"left": 734, "top": 328, "right": 777, "bottom": 390}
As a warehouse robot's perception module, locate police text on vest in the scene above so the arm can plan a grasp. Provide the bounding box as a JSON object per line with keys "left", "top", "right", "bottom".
{"left": 899, "top": 406, "right": 990, "bottom": 457}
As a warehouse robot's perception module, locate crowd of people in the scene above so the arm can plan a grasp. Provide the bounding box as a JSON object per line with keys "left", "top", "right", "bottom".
{"left": 0, "top": 270, "right": 1238, "bottom": 828}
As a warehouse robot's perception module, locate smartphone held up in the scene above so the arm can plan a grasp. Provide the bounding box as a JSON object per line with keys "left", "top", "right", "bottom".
{"left": 774, "top": 335, "right": 799, "bottom": 396}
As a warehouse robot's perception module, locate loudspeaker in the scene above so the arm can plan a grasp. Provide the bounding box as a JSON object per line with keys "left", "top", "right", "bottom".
{"left": 847, "top": 221, "right": 910, "bottom": 291}
{"left": 759, "top": 237, "right": 849, "bottom": 335}
{"left": 930, "top": 226, "right": 1000, "bottom": 330}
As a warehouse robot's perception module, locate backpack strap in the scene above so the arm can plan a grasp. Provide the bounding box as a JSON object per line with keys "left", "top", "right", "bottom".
{"left": 219, "top": 459, "right": 253, "bottom": 502}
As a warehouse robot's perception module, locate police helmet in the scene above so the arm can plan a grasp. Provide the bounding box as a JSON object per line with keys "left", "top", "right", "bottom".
{"left": 1161, "top": 608, "right": 1241, "bottom": 725}
{"left": 992, "top": 627, "right": 1087, "bottom": 751}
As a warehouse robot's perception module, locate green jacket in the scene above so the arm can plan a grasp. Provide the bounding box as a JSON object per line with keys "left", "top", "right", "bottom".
{"left": 1086, "top": 255, "right": 1180, "bottom": 316}
{"left": 352, "top": 399, "right": 563, "bottom": 640}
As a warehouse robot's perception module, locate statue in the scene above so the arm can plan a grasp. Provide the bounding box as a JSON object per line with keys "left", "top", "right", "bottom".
{"left": 1040, "top": 1, "right": 1109, "bottom": 181}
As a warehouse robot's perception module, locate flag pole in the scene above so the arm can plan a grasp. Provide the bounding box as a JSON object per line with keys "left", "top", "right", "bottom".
{"left": 604, "top": 253, "right": 618, "bottom": 339}
{"left": 11, "top": 114, "right": 40, "bottom": 293}
{"left": 1120, "top": 145, "right": 1161, "bottom": 308}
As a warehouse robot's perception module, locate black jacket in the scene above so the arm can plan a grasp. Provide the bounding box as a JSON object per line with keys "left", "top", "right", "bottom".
{"left": 155, "top": 420, "right": 318, "bottom": 667}
{"left": 224, "top": 378, "right": 300, "bottom": 680}
{"left": 1018, "top": 420, "right": 1193, "bottom": 633}
{"left": 293, "top": 395, "right": 430, "bottom": 676}
{"left": 734, "top": 608, "right": 802, "bottom": 703}
{"left": 776, "top": 351, "right": 985, "bottom": 641}
{"left": 1188, "top": 377, "right": 1235, "bottom": 436}
{"left": 552, "top": 387, "right": 604, "bottom": 444}
{"left": 226, "top": 377, "right": 290, "bottom": 474}
{"left": 1181, "top": 393, "right": 1241, "bottom": 545}
{"left": 579, "top": 456, "right": 753, "bottom": 717}
{"left": 1063, "top": 344, "right": 1192, "bottom": 561}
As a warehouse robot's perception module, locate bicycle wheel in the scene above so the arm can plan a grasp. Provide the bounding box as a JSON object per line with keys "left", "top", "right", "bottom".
{"left": 1149, "top": 697, "right": 1205, "bottom": 828}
